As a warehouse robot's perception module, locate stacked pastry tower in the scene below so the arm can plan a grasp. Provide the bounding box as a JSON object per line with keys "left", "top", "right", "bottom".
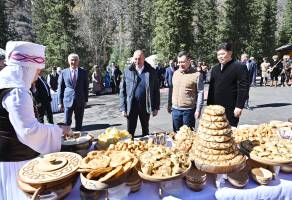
{"left": 192, "top": 105, "right": 246, "bottom": 174}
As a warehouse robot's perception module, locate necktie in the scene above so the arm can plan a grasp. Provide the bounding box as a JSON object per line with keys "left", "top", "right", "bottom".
{"left": 72, "top": 70, "right": 77, "bottom": 88}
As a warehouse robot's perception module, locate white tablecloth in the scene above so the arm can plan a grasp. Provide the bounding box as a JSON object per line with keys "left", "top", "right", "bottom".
{"left": 65, "top": 171, "right": 292, "bottom": 200}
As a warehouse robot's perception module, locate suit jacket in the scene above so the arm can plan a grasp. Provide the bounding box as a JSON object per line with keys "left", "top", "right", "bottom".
{"left": 119, "top": 62, "right": 160, "bottom": 115}
{"left": 58, "top": 67, "right": 88, "bottom": 108}
{"left": 165, "top": 66, "right": 176, "bottom": 87}
{"left": 207, "top": 59, "right": 249, "bottom": 110}
{"left": 34, "top": 76, "right": 52, "bottom": 104}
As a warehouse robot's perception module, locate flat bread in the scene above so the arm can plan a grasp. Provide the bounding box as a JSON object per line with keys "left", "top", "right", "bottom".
{"left": 193, "top": 149, "right": 239, "bottom": 161}
{"left": 86, "top": 167, "right": 112, "bottom": 179}
{"left": 193, "top": 143, "right": 236, "bottom": 155}
{"left": 80, "top": 155, "right": 111, "bottom": 169}
{"left": 198, "top": 126, "right": 231, "bottom": 136}
{"left": 197, "top": 132, "right": 231, "bottom": 143}
{"left": 99, "top": 166, "right": 123, "bottom": 182}
{"left": 109, "top": 151, "right": 132, "bottom": 167}
{"left": 203, "top": 105, "right": 225, "bottom": 116}
{"left": 197, "top": 137, "right": 234, "bottom": 150}
{"left": 199, "top": 119, "right": 230, "bottom": 130}
{"left": 202, "top": 113, "right": 227, "bottom": 122}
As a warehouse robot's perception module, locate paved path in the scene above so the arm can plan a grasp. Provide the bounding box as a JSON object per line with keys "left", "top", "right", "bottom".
{"left": 53, "top": 85, "right": 292, "bottom": 136}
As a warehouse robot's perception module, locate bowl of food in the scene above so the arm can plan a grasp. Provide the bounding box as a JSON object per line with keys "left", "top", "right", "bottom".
{"left": 251, "top": 167, "right": 273, "bottom": 185}
{"left": 61, "top": 132, "right": 93, "bottom": 156}
{"left": 136, "top": 147, "right": 191, "bottom": 182}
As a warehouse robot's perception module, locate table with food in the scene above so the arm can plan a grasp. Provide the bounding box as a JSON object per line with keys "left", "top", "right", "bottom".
{"left": 16, "top": 105, "right": 292, "bottom": 200}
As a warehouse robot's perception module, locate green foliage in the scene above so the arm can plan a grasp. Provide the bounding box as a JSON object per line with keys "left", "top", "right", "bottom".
{"left": 278, "top": 0, "right": 292, "bottom": 45}
{"left": 193, "top": 0, "right": 218, "bottom": 64}
{"left": 32, "top": 0, "right": 84, "bottom": 68}
{"left": 217, "top": 0, "right": 256, "bottom": 59}
{"left": 254, "top": 0, "right": 277, "bottom": 60}
{"left": 153, "top": 0, "right": 194, "bottom": 62}
{"left": 127, "top": 0, "right": 155, "bottom": 56}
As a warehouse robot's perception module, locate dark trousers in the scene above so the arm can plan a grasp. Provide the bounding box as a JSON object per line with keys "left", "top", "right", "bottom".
{"left": 64, "top": 100, "right": 85, "bottom": 131}
{"left": 172, "top": 108, "right": 195, "bottom": 132}
{"left": 127, "top": 99, "right": 150, "bottom": 137}
{"left": 225, "top": 109, "right": 239, "bottom": 127}
{"left": 37, "top": 102, "right": 53, "bottom": 124}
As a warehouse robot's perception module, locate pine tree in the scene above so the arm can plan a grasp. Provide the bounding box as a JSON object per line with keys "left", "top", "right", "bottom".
{"left": 217, "top": 0, "right": 256, "bottom": 59}
{"left": 153, "top": 0, "right": 194, "bottom": 61}
{"left": 127, "top": 0, "right": 154, "bottom": 56}
{"left": 255, "top": 0, "right": 277, "bottom": 59}
{"left": 32, "top": 0, "right": 82, "bottom": 67}
{"left": 278, "top": 0, "right": 292, "bottom": 45}
{"left": 193, "top": 0, "right": 218, "bottom": 64}
{"left": 0, "top": 0, "right": 8, "bottom": 48}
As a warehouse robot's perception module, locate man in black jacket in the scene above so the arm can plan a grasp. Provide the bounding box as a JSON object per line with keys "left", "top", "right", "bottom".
{"left": 32, "top": 70, "right": 54, "bottom": 124}
{"left": 207, "top": 43, "right": 249, "bottom": 127}
{"left": 120, "top": 50, "right": 160, "bottom": 136}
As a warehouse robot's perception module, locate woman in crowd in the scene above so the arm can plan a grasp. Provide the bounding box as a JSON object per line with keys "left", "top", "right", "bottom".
{"left": 260, "top": 57, "right": 270, "bottom": 87}
{"left": 0, "top": 41, "right": 71, "bottom": 200}
{"left": 92, "top": 65, "right": 103, "bottom": 95}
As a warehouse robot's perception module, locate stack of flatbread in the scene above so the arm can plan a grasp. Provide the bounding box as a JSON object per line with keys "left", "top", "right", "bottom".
{"left": 79, "top": 150, "right": 138, "bottom": 182}
{"left": 191, "top": 105, "right": 246, "bottom": 173}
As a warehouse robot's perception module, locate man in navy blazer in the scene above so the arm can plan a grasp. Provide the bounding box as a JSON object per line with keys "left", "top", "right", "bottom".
{"left": 58, "top": 53, "right": 88, "bottom": 131}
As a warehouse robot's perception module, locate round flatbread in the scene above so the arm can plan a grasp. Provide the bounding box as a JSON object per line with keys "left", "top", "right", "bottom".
{"left": 80, "top": 155, "right": 111, "bottom": 169}
{"left": 109, "top": 151, "right": 133, "bottom": 167}
{"left": 203, "top": 105, "right": 225, "bottom": 116}
{"left": 193, "top": 148, "right": 239, "bottom": 161}
{"left": 201, "top": 113, "right": 227, "bottom": 122}
{"left": 197, "top": 132, "right": 231, "bottom": 143}
{"left": 199, "top": 119, "right": 230, "bottom": 130}
{"left": 98, "top": 165, "right": 123, "bottom": 182}
{"left": 193, "top": 143, "right": 236, "bottom": 155}
{"left": 198, "top": 126, "right": 231, "bottom": 136}
{"left": 197, "top": 137, "right": 234, "bottom": 150}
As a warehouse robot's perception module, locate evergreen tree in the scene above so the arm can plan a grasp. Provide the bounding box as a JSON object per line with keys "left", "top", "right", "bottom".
{"left": 153, "top": 0, "right": 194, "bottom": 61}
{"left": 255, "top": 0, "right": 277, "bottom": 59}
{"left": 0, "top": 0, "right": 8, "bottom": 48}
{"left": 278, "top": 0, "right": 292, "bottom": 45}
{"left": 217, "top": 0, "right": 256, "bottom": 59}
{"left": 32, "top": 0, "right": 82, "bottom": 67}
{"left": 193, "top": 0, "right": 218, "bottom": 64}
{"left": 127, "top": 0, "right": 154, "bottom": 55}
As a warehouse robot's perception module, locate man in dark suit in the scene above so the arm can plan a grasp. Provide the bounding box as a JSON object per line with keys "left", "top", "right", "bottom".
{"left": 58, "top": 53, "right": 88, "bottom": 131}
{"left": 207, "top": 43, "right": 249, "bottom": 127}
{"left": 31, "top": 70, "right": 54, "bottom": 124}
{"left": 165, "top": 59, "right": 177, "bottom": 113}
{"left": 120, "top": 50, "right": 160, "bottom": 137}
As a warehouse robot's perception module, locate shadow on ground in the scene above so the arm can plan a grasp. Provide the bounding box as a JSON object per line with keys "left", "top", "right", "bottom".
{"left": 252, "top": 103, "right": 292, "bottom": 109}
{"left": 82, "top": 123, "right": 122, "bottom": 131}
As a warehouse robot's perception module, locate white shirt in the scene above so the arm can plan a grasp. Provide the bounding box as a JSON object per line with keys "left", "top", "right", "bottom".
{"left": 2, "top": 88, "right": 62, "bottom": 154}
{"left": 136, "top": 65, "right": 144, "bottom": 74}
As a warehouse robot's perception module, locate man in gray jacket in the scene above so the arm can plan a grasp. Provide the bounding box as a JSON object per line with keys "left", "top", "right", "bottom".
{"left": 120, "top": 50, "right": 160, "bottom": 137}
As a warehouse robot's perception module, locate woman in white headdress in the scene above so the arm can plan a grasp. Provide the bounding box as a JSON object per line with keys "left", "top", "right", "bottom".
{"left": 0, "top": 41, "right": 71, "bottom": 200}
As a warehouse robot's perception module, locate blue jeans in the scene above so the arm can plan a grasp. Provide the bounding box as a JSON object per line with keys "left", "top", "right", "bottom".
{"left": 172, "top": 108, "right": 195, "bottom": 132}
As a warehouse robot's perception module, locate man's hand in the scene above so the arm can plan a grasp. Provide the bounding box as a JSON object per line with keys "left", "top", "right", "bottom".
{"left": 122, "top": 111, "right": 128, "bottom": 117}
{"left": 195, "top": 111, "right": 201, "bottom": 119}
{"left": 58, "top": 104, "right": 64, "bottom": 112}
{"left": 58, "top": 125, "right": 72, "bottom": 138}
{"left": 152, "top": 110, "right": 158, "bottom": 117}
{"left": 234, "top": 107, "right": 243, "bottom": 118}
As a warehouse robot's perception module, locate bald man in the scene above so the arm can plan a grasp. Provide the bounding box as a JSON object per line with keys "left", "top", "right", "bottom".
{"left": 120, "top": 50, "right": 160, "bottom": 137}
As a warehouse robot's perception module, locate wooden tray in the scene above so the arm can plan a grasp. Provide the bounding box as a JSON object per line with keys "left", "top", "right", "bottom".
{"left": 19, "top": 152, "right": 82, "bottom": 184}
{"left": 195, "top": 155, "right": 246, "bottom": 174}
{"left": 136, "top": 161, "right": 192, "bottom": 182}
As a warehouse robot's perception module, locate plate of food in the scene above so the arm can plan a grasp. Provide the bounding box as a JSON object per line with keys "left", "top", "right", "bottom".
{"left": 136, "top": 146, "right": 192, "bottom": 182}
